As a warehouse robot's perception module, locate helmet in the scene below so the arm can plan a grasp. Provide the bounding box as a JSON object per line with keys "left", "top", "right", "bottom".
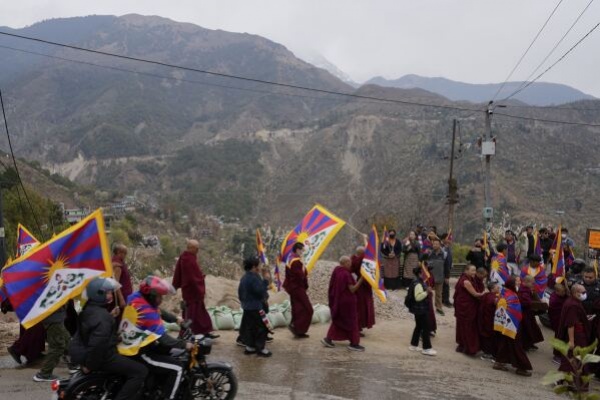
{"left": 140, "top": 276, "right": 175, "bottom": 297}
{"left": 85, "top": 277, "right": 121, "bottom": 304}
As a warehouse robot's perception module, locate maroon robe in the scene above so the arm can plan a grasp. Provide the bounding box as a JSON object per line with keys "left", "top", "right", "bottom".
{"left": 326, "top": 266, "right": 360, "bottom": 344}
{"left": 173, "top": 250, "right": 213, "bottom": 334}
{"left": 283, "top": 258, "right": 313, "bottom": 335}
{"left": 10, "top": 323, "right": 46, "bottom": 363}
{"left": 112, "top": 254, "right": 133, "bottom": 301}
{"left": 557, "top": 297, "right": 591, "bottom": 373}
{"left": 495, "top": 331, "right": 533, "bottom": 371}
{"left": 478, "top": 292, "right": 498, "bottom": 356}
{"left": 548, "top": 292, "right": 567, "bottom": 334}
{"left": 350, "top": 255, "right": 375, "bottom": 330}
{"left": 454, "top": 273, "right": 480, "bottom": 355}
{"left": 474, "top": 276, "right": 485, "bottom": 294}
{"left": 518, "top": 286, "right": 544, "bottom": 350}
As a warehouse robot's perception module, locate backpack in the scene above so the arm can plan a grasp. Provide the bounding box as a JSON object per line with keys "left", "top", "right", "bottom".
{"left": 404, "top": 281, "right": 417, "bottom": 311}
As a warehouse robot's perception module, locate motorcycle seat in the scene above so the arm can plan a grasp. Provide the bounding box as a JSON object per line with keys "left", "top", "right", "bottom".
{"left": 170, "top": 348, "right": 187, "bottom": 357}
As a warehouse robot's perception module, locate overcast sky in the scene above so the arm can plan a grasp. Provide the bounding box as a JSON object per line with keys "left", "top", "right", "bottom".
{"left": 1, "top": 0, "right": 599, "bottom": 96}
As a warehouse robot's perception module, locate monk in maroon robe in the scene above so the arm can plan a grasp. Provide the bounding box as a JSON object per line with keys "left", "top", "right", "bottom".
{"left": 518, "top": 275, "right": 544, "bottom": 351}
{"left": 173, "top": 239, "right": 217, "bottom": 337}
{"left": 321, "top": 256, "right": 365, "bottom": 351}
{"left": 557, "top": 284, "right": 591, "bottom": 374}
{"left": 478, "top": 282, "right": 499, "bottom": 360}
{"left": 474, "top": 268, "right": 487, "bottom": 293}
{"left": 454, "top": 264, "right": 484, "bottom": 356}
{"left": 493, "top": 277, "right": 533, "bottom": 376}
{"left": 549, "top": 284, "right": 567, "bottom": 334}
{"left": 282, "top": 243, "right": 313, "bottom": 338}
{"left": 350, "top": 247, "right": 375, "bottom": 333}
{"left": 3, "top": 299, "right": 46, "bottom": 364}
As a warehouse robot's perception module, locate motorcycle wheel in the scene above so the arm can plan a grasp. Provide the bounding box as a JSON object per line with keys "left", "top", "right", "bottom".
{"left": 68, "top": 378, "right": 112, "bottom": 400}
{"left": 190, "top": 367, "right": 238, "bottom": 400}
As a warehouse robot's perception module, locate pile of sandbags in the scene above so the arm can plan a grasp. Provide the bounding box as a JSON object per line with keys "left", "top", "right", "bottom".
{"left": 206, "top": 302, "right": 331, "bottom": 331}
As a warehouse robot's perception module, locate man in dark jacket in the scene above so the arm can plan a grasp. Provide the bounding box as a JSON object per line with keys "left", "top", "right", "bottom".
{"left": 239, "top": 257, "right": 272, "bottom": 357}
{"left": 69, "top": 277, "right": 147, "bottom": 400}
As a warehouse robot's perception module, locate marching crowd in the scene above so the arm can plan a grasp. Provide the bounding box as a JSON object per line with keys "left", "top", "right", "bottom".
{"left": 2, "top": 223, "right": 598, "bottom": 398}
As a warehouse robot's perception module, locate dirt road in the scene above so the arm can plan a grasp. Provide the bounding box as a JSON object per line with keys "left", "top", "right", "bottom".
{"left": 0, "top": 310, "right": 578, "bottom": 399}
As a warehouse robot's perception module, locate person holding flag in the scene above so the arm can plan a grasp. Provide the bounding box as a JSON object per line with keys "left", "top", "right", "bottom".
{"left": 520, "top": 254, "right": 547, "bottom": 299}
{"left": 69, "top": 277, "right": 147, "bottom": 400}
{"left": 491, "top": 243, "right": 511, "bottom": 287}
{"left": 321, "top": 256, "right": 365, "bottom": 352}
{"left": 283, "top": 243, "right": 313, "bottom": 338}
{"left": 351, "top": 245, "right": 376, "bottom": 336}
{"left": 493, "top": 277, "right": 532, "bottom": 377}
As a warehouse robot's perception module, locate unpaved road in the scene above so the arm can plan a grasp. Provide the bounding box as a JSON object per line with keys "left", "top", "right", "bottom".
{"left": 0, "top": 315, "right": 583, "bottom": 400}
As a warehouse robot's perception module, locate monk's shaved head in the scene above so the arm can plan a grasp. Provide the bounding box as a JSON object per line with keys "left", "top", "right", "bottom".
{"left": 572, "top": 283, "right": 585, "bottom": 297}
{"left": 355, "top": 246, "right": 365, "bottom": 254}
{"left": 339, "top": 256, "right": 352, "bottom": 269}
{"left": 187, "top": 239, "right": 200, "bottom": 253}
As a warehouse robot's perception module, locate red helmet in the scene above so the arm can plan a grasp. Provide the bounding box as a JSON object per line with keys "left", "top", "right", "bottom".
{"left": 140, "top": 276, "right": 175, "bottom": 297}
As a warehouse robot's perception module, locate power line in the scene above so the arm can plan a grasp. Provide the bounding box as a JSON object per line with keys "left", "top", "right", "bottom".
{"left": 509, "top": 0, "right": 596, "bottom": 98}
{"left": 0, "top": 89, "right": 44, "bottom": 238}
{"left": 491, "top": 0, "right": 565, "bottom": 102}
{"left": 501, "top": 21, "right": 600, "bottom": 102}
{"left": 494, "top": 111, "right": 600, "bottom": 127}
{"left": 0, "top": 31, "right": 483, "bottom": 114}
{"left": 499, "top": 103, "right": 600, "bottom": 111}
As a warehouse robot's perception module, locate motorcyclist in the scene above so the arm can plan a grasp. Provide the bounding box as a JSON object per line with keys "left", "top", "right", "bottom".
{"left": 120, "top": 276, "right": 192, "bottom": 400}
{"left": 69, "top": 277, "right": 148, "bottom": 400}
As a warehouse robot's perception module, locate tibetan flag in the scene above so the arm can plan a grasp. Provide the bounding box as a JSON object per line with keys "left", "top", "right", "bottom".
{"left": 594, "top": 258, "right": 599, "bottom": 278}
{"left": 279, "top": 204, "right": 345, "bottom": 273}
{"left": 491, "top": 253, "right": 510, "bottom": 286}
{"left": 0, "top": 275, "right": 6, "bottom": 304}
{"left": 16, "top": 224, "right": 40, "bottom": 258}
{"left": 360, "top": 226, "right": 387, "bottom": 303}
{"left": 550, "top": 225, "right": 561, "bottom": 252}
{"left": 256, "top": 229, "right": 268, "bottom": 266}
{"left": 520, "top": 265, "right": 548, "bottom": 298}
{"left": 494, "top": 287, "right": 522, "bottom": 339}
{"left": 483, "top": 231, "right": 491, "bottom": 257}
{"left": 2, "top": 209, "right": 112, "bottom": 328}
{"left": 552, "top": 241, "right": 566, "bottom": 278}
{"left": 118, "top": 291, "right": 165, "bottom": 356}
{"left": 381, "top": 226, "right": 389, "bottom": 245}
{"left": 533, "top": 231, "right": 543, "bottom": 260}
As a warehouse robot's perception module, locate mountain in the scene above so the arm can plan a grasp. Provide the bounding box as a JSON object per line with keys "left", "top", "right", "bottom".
{"left": 295, "top": 51, "right": 359, "bottom": 87}
{"left": 366, "top": 74, "right": 596, "bottom": 106}
{"left": 1, "top": 15, "right": 599, "bottom": 244}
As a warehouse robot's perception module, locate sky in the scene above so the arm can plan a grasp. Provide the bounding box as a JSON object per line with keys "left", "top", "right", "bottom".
{"left": 1, "top": 0, "right": 599, "bottom": 96}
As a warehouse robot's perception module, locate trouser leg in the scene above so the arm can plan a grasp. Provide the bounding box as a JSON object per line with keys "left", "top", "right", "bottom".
{"left": 102, "top": 355, "right": 148, "bottom": 400}
{"left": 418, "top": 314, "right": 432, "bottom": 349}
{"left": 140, "top": 353, "right": 184, "bottom": 400}
{"left": 41, "top": 323, "right": 69, "bottom": 375}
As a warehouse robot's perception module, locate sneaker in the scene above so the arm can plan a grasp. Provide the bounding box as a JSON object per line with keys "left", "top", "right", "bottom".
{"left": 552, "top": 356, "right": 561, "bottom": 366}
{"left": 7, "top": 346, "right": 22, "bottom": 365}
{"left": 33, "top": 372, "right": 58, "bottom": 382}
{"left": 480, "top": 353, "right": 494, "bottom": 362}
{"left": 68, "top": 364, "right": 80, "bottom": 374}
{"left": 321, "top": 338, "right": 335, "bottom": 348}
{"left": 236, "top": 339, "right": 246, "bottom": 347}
{"left": 347, "top": 344, "right": 365, "bottom": 352}
{"left": 516, "top": 369, "right": 532, "bottom": 377}
{"left": 294, "top": 333, "right": 310, "bottom": 339}
{"left": 205, "top": 332, "right": 220, "bottom": 339}
{"left": 529, "top": 345, "right": 539, "bottom": 351}
{"left": 256, "top": 349, "right": 272, "bottom": 358}
{"left": 244, "top": 347, "right": 256, "bottom": 355}
{"left": 408, "top": 346, "right": 422, "bottom": 352}
{"left": 436, "top": 309, "right": 445, "bottom": 316}
{"left": 430, "top": 331, "right": 436, "bottom": 337}
{"left": 443, "top": 302, "right": 454, "bottom": 308}
{"left": 266, "top": 336, "right": 274, "bottom": 343}
{"left": 421, "top": 348, "right": 437, "bottom": 356}
{"left": 493, "top": 362, "right": 509, "bottom": 371}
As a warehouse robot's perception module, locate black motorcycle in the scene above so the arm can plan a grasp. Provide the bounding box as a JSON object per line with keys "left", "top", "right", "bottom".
{"left": 51, "top": 323, "right": 237, "bottom": 400}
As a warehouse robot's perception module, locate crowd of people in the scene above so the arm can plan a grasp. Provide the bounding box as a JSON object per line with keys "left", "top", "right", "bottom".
{"left": 2, "top": 223, "right": 599, "bottom": 397}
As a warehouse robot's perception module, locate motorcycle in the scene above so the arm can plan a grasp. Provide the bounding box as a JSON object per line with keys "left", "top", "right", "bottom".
{"left": 51, "top": 322, "right": 237, "bottom": 400}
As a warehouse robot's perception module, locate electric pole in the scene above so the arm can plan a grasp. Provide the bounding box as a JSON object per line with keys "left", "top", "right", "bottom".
{"left": 482, "top": 101, "right": 495, "bottom": 232}
{"left": 447, "top": 119, "right": 459, "bottom": 233}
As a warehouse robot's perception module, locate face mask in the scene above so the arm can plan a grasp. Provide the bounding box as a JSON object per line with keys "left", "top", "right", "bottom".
{"left": 562, "top": 234, "right": 567, "bottom": 239}
{"left": 579, "top": 293, "right": 588, "bottom": 301}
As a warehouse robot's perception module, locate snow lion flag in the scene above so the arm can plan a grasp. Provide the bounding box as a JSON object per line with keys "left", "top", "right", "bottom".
{"left": 493, "top": 287, "right": 522, "bottom": 339}
{"left": 16, "top": 223, "right": 40, "bottom": 258}
{"left": 280, "top": 204, "right": 345, "bottom": 273}
{"left": 118, "top": 291, "right": 165, "bottom": 356}
{"left": 360, "top": 226, "right": 387, "bottom": 303}
{"left": 2, "top": 209, "right": 112, "bottom": 328}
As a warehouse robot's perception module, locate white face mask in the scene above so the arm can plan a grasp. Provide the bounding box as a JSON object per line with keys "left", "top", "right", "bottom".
{"left": 579, "top": 293, "right": 588, "bottom": 301}
{"left": 562, "top": 234, "right": 567, "bottom": 239}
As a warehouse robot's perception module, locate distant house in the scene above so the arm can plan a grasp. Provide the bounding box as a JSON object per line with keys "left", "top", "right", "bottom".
{"left": 64, "top": 207, "right": 91, "bottom": 224}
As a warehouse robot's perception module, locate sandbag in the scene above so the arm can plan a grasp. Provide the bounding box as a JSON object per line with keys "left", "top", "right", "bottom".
{"left": 267, "top": 310, "right": 287, "bottom": 328}
{"left": 280, "top": 300, "right": 292, "bottom": 325}
{"left": 314, "top": 304, "right": 331, "bottom": 324}
{"left": 214, "top": 306, "right": 235, "bottom": 330}
{"left": 232, "top": 310, "right": 243, "bottom": 331}
{"left": 311, "top": 307, "right": 320, "bottom": 324}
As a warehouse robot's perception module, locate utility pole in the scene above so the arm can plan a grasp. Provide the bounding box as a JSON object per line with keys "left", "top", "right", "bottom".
{"left": 482, "top": 101, "right": 495, "bottom": 232}
{"left": 446, "top": 119, "right": 459, "bottom": 233}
